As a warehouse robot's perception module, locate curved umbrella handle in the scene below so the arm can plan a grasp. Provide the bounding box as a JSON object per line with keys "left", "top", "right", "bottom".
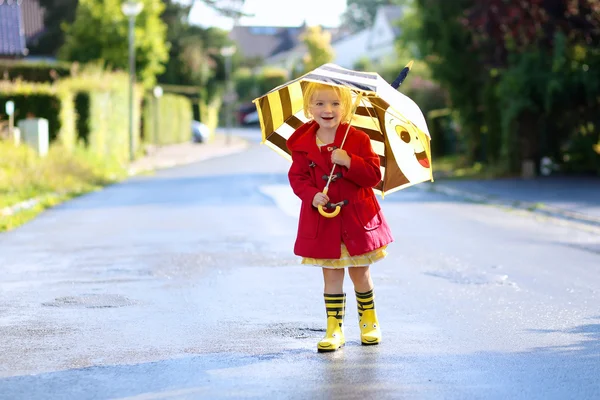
{"left": 318, "top": 203, "right": 341, "bottom": 218}
{"left": 317, "top": 187, "right": 340, "bottom": 218}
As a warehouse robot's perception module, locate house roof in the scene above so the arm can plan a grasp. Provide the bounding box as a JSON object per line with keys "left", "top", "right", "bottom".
{"left": 0, "top": 0, "right": 27, "bottom": 57}
{"left": 229, "top": 24, "right": 341, "bottom": 60}
{"left": 229, "top": 25, "right": 305, "bottom": 59}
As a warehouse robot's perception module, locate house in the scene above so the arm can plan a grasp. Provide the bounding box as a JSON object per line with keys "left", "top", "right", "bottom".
{"left": 333, "top": 5, "right": 403, "bottom": 68}
{"left": 262, "top": 5, "right": 404, "bottom": 72}
{"left": 229, "top": 22, "right": 341, "bottom": 64}
{"left": 20, "top": 0, "right": 45, "bottom": 49}
{"left": 0, "top": 0, "right": 28, "bottom": 58}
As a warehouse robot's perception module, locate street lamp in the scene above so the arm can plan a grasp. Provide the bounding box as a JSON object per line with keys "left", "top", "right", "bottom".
{"left": 220, "top": 45, "right": 236, "bottom": 145}
{"left": 152, "top": 85, "right": 163, "bottom": 148}
{"left": 121, "top": 0, "right": 143, "bottom": 162}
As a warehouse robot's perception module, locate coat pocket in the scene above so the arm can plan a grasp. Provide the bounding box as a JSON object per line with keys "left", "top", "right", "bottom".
{"left": 353, "top": 196, "right": 381, "bottom": 231}
{"left": 298, "top": 202, "right": 320, "bottom": 239}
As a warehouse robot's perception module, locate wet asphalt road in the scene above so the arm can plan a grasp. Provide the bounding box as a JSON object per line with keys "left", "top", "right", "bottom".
{"left": 1, "top": 130, "right": 600, "bottom": 399}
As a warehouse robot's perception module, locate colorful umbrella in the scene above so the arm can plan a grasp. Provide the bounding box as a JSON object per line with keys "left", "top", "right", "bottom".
{"left": 253, "top": 62, "right": 433, "bottom": 216}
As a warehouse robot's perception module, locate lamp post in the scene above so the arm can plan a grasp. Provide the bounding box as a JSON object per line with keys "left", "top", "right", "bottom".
{"left": 121, "top": 0, "right": 143, "bottom": 162}
{"left": 220, "top": 45, "right": 236, "bottom": 145}
{"left": 152, "top": 85, "right": 163, "bottom": 148}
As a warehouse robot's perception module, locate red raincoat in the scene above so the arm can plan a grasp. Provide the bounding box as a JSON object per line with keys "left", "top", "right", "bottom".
{"left": 287, "top": 121, "right": 394, "bottom": 259}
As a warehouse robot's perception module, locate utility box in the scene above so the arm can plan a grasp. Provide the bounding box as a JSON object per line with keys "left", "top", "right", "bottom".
{"left": 18, "top": 118, "right": 49, "bottom": 157}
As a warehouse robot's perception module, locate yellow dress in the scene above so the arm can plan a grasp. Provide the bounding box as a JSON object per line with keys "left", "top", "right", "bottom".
{"left": 301, "top": 136, "right": 389, "bottom": 269}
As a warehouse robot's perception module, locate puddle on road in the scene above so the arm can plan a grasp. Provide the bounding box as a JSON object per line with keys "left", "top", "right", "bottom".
{"left": 256, "top": 323, "right": 325, "bottom": 339}
{"left": 42, "top": 293, "right": 137, "bottom": 308}
{"left": 424, "top": 269, "right": 518, "bottom": 288}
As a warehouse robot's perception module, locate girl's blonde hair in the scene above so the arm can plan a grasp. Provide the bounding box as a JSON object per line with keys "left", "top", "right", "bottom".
{"left": 303, "top": 82, "right": 354, "bottom": 123}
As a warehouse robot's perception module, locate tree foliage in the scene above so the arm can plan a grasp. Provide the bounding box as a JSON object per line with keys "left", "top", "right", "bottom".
{"left": 400, "top": 0, "right": 600, "bottom": 175}
{"left": 28, "top": 0, "right": 77, "bottom": 56}
{"left": 158, "top": 1, "right": 232, "bottom": 87}
{"left": 301, "top": 26, "right": 335, "bottom": 72}
{"left": 58, "top": 0, "right": 169, "bottom": 88}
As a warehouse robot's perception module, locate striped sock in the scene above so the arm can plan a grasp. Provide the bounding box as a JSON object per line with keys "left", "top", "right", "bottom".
{"left": 355, "top": 288, "right": 375, "bottom": 319}
{"left": 324, "top": 293, "right": 346, "bottom": 328}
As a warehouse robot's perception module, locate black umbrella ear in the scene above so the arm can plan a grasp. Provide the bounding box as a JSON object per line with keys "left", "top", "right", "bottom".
{"left": 391, "top": 60, "right": 414, "bottom": 89}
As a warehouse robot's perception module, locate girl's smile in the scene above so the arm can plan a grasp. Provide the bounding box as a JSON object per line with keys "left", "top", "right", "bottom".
{"left": 309, "top": 89, "right": 344, "bottom": 131}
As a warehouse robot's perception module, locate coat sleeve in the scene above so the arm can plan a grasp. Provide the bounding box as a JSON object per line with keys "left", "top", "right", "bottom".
{"left": 288, "top": 150, "right": 321, "bottom": 204}
{"left": 342, "top": 131, "right": 382, "bottom": 188}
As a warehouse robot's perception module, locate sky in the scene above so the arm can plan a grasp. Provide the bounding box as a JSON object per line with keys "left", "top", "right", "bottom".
{"left": 188, "top": 0, "right": 347, "bottom": 30}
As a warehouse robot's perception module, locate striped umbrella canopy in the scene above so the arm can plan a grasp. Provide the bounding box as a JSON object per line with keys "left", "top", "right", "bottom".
{"left": 253, "top": 63, "right": 433, "bottom": 197}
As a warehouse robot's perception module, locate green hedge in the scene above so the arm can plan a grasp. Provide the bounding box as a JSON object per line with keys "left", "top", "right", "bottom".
{"left": 0, "top": 81, "right": 75, "bottom": 147}
{"left": 2, "top": 69, "right": 195, "bottom": 162}
{"left": 143, "top": 93, "right": 193, "bottom": 145}
{"left": 0, "top": 60, "right": 72, "bottom": 83}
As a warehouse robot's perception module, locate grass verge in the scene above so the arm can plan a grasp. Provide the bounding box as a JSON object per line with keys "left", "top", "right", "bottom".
{"left": 0, "top": 141, "right": 127, "bottom": 232}
{"left": 433, "top": 155, "right": 509, "bottom": 180}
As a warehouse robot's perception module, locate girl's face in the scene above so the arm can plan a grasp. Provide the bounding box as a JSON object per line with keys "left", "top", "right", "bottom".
{"left": 308, "top": 89, "right": 345, "bottom": 130}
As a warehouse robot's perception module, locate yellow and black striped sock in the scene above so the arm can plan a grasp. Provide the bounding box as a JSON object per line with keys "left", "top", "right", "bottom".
{"left": 355, "top": 288, "right": 375, "bottom": 319}
{"left": 324, "top": 293, "right": 346, "bottom": 328}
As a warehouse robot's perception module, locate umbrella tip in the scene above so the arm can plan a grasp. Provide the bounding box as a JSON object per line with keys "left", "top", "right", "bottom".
{"left": 391, "top": 60, "right": 414, "bottom": 89}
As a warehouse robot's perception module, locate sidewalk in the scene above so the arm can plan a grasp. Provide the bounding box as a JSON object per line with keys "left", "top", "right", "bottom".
{"left": 128, "top": 132, "right": 250, "bottom": 175}
{"left": 428, "top": 176, "right": 600, "bottom": 229}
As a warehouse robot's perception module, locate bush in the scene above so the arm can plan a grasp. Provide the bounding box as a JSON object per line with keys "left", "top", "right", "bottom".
{"left": 143, "top": 93, "right": 193, "bottom": 145}
{"left": 0, "top": 60, "right": 72, "bottom": 83}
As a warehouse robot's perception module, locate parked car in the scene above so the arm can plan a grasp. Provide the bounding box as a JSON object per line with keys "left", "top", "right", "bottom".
{"left": 191, "top": 120, "right": 210, "bottom": 143}
{"left": 242, "top": 110, "right": 259, "bottom": 125}
{"left": 237, "top": 103, "right": 257, "bottom": 126}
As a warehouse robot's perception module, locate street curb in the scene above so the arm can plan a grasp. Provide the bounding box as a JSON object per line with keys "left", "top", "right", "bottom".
{"left": 1, "top": 197, "right": 42, "bottom": 217}
{"left": 427, "top": 183, "right": 600, "bottom": 230}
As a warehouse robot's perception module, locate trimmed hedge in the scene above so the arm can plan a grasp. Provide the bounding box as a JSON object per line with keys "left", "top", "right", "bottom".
{"left": 143, "top": 93, "right": 192, "bottom": 145}
{"left": 2, "top": 68, "right": 198, "bottom": 162}
{"left": 0, "top": 60, "right": 72, "bottom": 83}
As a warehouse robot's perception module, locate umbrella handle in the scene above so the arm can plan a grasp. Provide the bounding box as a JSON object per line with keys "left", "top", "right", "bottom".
{"left": 317, "top": 187, "right": 340, "bottom": 218}
{"left": 318, "top": 204, "right": 341, "bottom": 218}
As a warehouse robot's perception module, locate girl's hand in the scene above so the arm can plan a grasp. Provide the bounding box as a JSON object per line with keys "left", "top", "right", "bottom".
{"left": 331, "top": 149, "right": 351, "bottom": 168}
{"left": 312, "top": 192, "right": 329, "bottom": 208}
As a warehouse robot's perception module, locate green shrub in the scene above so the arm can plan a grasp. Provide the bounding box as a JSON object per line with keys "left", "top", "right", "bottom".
{"left": 0, "top": 60, "right": 72, "bottom": 83}
{"left": 143, "top": 92, "right": 193, "bottom": 145}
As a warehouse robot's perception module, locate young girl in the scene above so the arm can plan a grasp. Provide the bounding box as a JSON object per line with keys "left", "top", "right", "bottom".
{"left": 286, "top": 82, "right": 394, "bottom": 352}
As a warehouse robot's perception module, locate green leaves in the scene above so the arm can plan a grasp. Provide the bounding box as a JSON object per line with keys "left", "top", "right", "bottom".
{"left": 59, "top": 0, "right": 169, "bottom": 88}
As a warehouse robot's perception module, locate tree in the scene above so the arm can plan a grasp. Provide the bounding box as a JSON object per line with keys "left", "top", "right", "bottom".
{"left": 301, "top": 26, "right": 335, "bottom": 73}
{"left": 28, "top": 0, "right": 77, "bottom": 56}
{"left": 400, "top": 0, "right": 487, "bottom": 163}
{"left": 59, "top": 0, "right": 169, "bottom": 88}
{"left": 30, "top": 0, "right": 246, "bottom": 57}
{"left": 464, "top": 0, "right": 600, "bottom": 174}
{"left": 341, "top": 0, "right": 397, "bottom": 33}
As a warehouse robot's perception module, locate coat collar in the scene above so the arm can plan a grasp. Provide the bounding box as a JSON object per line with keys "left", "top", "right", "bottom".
{"left": 287, "top": 121, "right": 354, "bottom": 170}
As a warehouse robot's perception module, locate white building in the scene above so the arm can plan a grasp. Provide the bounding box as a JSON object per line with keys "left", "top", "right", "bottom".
{"left": 263, "top": 5, "right": 403, "bottom": 72}
{"left": 332, "top": 5, "right": 403, "bottom": 68}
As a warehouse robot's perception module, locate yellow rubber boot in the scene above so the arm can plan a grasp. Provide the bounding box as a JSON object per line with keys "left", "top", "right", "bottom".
{"left": 317, "top": 293, "right": 346, "bottom": 352}
{"left": 356, "top": 289, "right": 381, "bottom": 345}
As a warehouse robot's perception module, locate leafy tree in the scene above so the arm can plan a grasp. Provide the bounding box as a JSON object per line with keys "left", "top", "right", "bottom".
{"left": 28, "top": 0, "right": 77, "bottom": 56}
{"left": 301, "top": 26, "right": 335, "bottom": 72}
{"left": 464, "top": 0, "right": 600, "bottom": 174}
{"left": 59, "top": 0, "right": 169, "bottom": 88}
{"left": 341, "top": 0, "right": 397, "bottom": 33}
{"left": 30, "top": 0, "right": 246, "bottom": 57}
{"left": 399, "top": 0, "right": 486, "bottom": 163}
